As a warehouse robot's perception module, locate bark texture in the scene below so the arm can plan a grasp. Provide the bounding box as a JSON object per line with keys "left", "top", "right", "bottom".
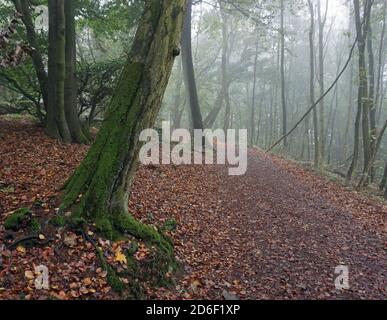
{"left": 46, "top": 0, "right": 71, "bottom": 142}
{"left": 64, "top": 0, "right": 88, "bottom": 144}
{"left": 61, "top": 0, "right": 187, "bottom": 245}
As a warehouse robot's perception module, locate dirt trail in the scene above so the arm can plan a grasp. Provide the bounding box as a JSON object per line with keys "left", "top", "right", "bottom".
{"left": 141, "top": 149, "right": 386, "bottom": 300}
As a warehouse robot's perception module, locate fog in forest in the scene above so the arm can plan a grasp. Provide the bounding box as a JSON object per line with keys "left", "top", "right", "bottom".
{"left": 0, "top": 0, "right": 386, "bottom": 302}
{"left": 160, "top": 0, "right": 387, "bottom": 191}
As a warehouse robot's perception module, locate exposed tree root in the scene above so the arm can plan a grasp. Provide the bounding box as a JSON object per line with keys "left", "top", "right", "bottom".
{"left": 7, "top": 235, "right": 54, "bottom": 250}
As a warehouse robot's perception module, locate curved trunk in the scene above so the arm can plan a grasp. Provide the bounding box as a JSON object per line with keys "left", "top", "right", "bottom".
{"left": 204, "top": 91, "right": 223, "bottom": 128}
{"left": 12, "top": 0, "right": 48, "bottom": 112}
{"left": 61, "top": 0, "right": 186, "bottom": 242}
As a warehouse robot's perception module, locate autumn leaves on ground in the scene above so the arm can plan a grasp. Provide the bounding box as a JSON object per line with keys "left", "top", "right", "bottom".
{"left": 0, "top": 117, "right": 386, "bottom": 300}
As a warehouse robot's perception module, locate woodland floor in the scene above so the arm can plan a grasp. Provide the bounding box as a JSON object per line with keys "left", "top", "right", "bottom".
{"left": 0, "top": 117, "right": 386, "bottom": 300}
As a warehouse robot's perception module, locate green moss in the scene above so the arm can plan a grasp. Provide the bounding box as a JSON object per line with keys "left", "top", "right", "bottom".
{"left": 67, "top": 216, "right": 86, "bottom": 229}
{"left": 95, "top": 217, "right": 128, "bottom": 242}
{"left": 89, "top": 212, "right": 176, "bottom": 290}
{"left": 4, "top": 208, "right": 31, "bottom": 230}
{"left": 97, "top": 248, "right": 125, "bottom": 294}
{"left": 162, "top": 219, "right": 177, "bottom": 232}
{"left": 126, "top": 242, "right": 139, "bottom": 255}
{"left": 61, "top": 62, "right": 144, "bottom": 220}
{"left": 49, "top": 215, "right": 67, "bottom": 227}
{"left": 29, "top": 218, "right": 41, "bottom": 233}
{"left": 114, "top": 214, "right": 165, "bottom": 245}
{"left": 124, "top": 252, "right": 144, "bottom": 299}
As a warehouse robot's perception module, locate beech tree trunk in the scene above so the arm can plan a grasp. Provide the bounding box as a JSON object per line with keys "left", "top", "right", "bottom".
{"left": 219, "top": 0, "right": 231, "bottom": 132}
{"left": 343, "top": 3, "right": 354, "bottom": 163}
{"left": 181, "top": 0, "right": 203, "bottom": 130}
{"left": 375, "top": 0, "right": 386, "bottom": 124}
{"left": 45, "top": 0, "right": 87, "bottom": 143}
{"left": 64, "top": 0, "right": 88, "bottom": 144}
{"left": 46, "top": 0, "right": 71, "bottom": 142}
{"left": 280, "top": 0, "right": 287, "bottom": 148}
{"left": 308, "top": 0, "right": 319, "bottom": 169}
{"left": 358, "top": 0, "right": 372, "bottom": 174}
{"left": 204, "top": 91, "right": 223, "bottom": 128}
{"left": 171, "top": 58, "right": 184, "bottom": 130}
{"left": 250, "top": 35, "right": 259, "bottom": 146}
{"left": 347, "top": 0, "right": 372, "bottom": 183}
{"left": 317, "top": 0, "right": 327, "bottom": 163}
{"left": 61, "top": 0, "right": 187, "bottom": 242}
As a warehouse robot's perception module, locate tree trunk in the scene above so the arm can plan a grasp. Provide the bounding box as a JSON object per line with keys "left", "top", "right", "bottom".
{"left": 61, "top": 0, "right": 186, "bottom": 243}
{"left": 250, "top": 35, "right": 259, "bottom": 146}
{"left": 343, "top": 2, "right": 354, "bottom": 163}
{"left": 375, "top": 0, "right": 386, "bottom": 124}
{"left": 204, "top": 91, "right": 223, "bottom": 128}
{"left": 367, "top": 23, "right": 376, "bottom": 181}
{"left": 379, "top": 161, "right": 387, "bottom": 191}
{"left": 358, "top": 120, "right": 387, "bottom": 188}
{"left": 171, "top": 58, "right": 184, "bottom": 130}
{"left": 280, "top": 0, "right": 287, "bottom": 148}
{"left": 46, "top": 0, "right": 71, "bottom": 142}
{"left": 181, "top": 0, "right": 203, "bottom": 130}
{"left": 12, "top": 0, "right": 48, "bottom": 112}
{"left": 64, "top": 0, "right": 89, "bottom": 144}
{"left": 308, "top": 0, "right": 319, "bottom": 168}
{"left": 317, "top": 0, "right": 327, "bottom": 163}
{"left": 357, "top": 0, "right": 372, "bottom": 175}
{"left": 219, "top": 1, "right": 231, "bottom": 132}
{"left": 348, "top": 0, "right": 373, "bottom": 184}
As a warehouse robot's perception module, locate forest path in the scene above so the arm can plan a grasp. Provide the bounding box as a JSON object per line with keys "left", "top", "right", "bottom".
{"left": 0, "top": 119, "right": 385, "bottom": 300}
{"left": 141, "top": 149, "right": 386, "bottom": 300}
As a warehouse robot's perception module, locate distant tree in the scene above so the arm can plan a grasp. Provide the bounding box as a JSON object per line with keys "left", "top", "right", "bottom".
{"left": 347, "top": 0, "right": 373, "bottom": 183}
{"left": 280, "top": 0, "right": 287, "bottom": 148}
{"left": 181, "top": 0, "right": 203, "bottom": 130}
{"left": 307, "top": 0, "right": 319, "bottom": 168}
{"left": 317, "top": 0, "right": 328, "bottom": 163}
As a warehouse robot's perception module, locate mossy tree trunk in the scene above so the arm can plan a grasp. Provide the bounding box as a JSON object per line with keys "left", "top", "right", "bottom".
{"left": 61, "top": 0, "right": 187, "bottom": 243}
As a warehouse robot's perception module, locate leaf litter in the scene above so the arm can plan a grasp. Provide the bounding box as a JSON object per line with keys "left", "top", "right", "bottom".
{"left": 0, "top": 117, "right": 386, "bottom": 300}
